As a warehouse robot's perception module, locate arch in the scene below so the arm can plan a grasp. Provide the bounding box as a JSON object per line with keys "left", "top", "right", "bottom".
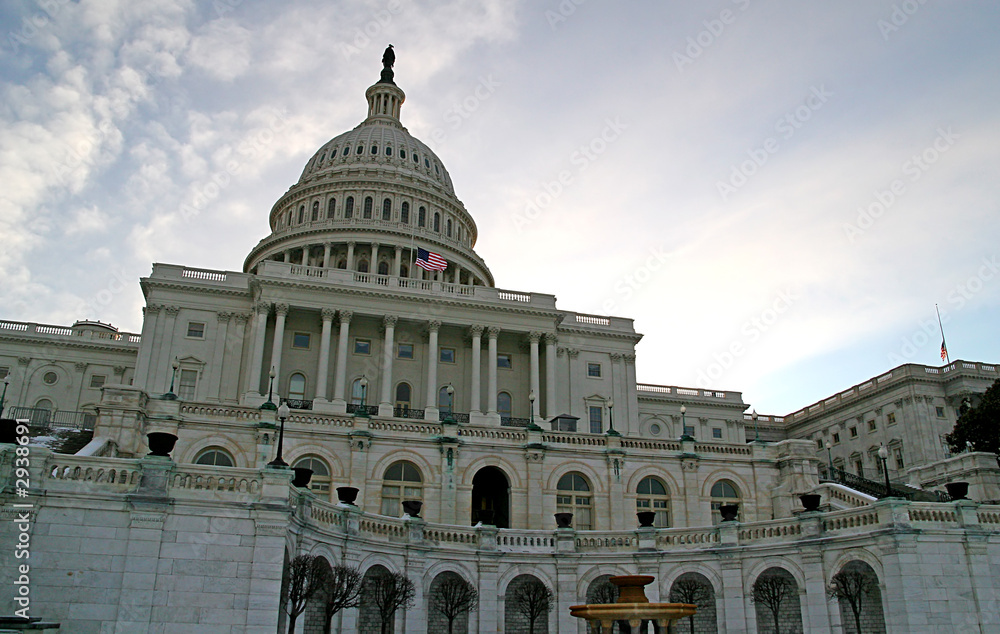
{"left": 297, "top": 205, "right": 304, "bottom": 223}
{"left": 395, "top": 382, "right": 412, "bottom": 413}
{"left": 377, "top": 261, "right": 390, "bottom": 275}
{"left": 584, "top": 575, "right": 623, "bottom": 633}
{"left": 400, "top": 201, "right": 410, "bottom": 224}
{"left": 830, "top": 558, "right": 886, "bottom": 634}
{"left": 311, "top": 200, "right": 319, "bottom": 221}
{"left": 428, "top": 570, "right": 475, "bottom": 634}
{"left": 503, "top": 574, "right": 551, "bottom": 634}
{"left": 446, "top": 218, "right": 452, "bottom": 237}
{"left": 433, "top": 212, "right": 441, "bottom": 232}
{"left": 291, "top": 455, "right": 332, "bottom": 494}
{"left": 194, "top": 447, "right": 235, "bottom": 467}
{"left": 471, "top": 466, "right": 510, "bottom": 528}
{"left": 181, "top": 437, "right": 248, "bottom": 467}
{"left": 359, "top": 564, "right": 393, "bottom": 633}
{"left": 545, "top": 463, "right": 604, "bottom": 494}
{"left": 382, "top": 198, "right": 392, "bottom": 221}
{"left": 460, "top": 455, "right": 523, "bottom": 490}
{"left": 668, "top": 571, "right": 718, "bottom": 633}
{"left": 363, "top": 196, "right": 373, "bottom": 219}
{"left": 418, "top": 206, "right": 426, "bottom": 227}
{"left": 287, "top": 447, "right": 344, "bottom": 481}
{"left": 345, "top": 196, "right": 354, "bottom": 218}
{"left": 351, "top": 378, "right": 370, "bottom": 406}
{"left": 439, "top": 385, "right": 456, "bottom": 414}
{"left": 357, "top": 259, "right": 369, "bottom": 273}
{"left": 497, "top": 391, "right": 512, "bottom": 419}
{"left": 302, "top": 555, "right": 332, "bottom": 633}
{"left": 751, "top": 567, "right": 803, "bottom": 634}
{"left": 380, "top": 459, "right": 423, "bottom": 517}
{"left": 327, "top": 197, "right": 336, "bottom": 218}
{"left": 636, "top": 475, "right": 671, "bottom": 528}
{"left": 288, "top": 373, "right": 306, "bottom": 400}
{"left": 400, "top": 264, "right": 409, "bottom": 278}
{"left": 556, "top": 471, "right": 593, "bottom": 530}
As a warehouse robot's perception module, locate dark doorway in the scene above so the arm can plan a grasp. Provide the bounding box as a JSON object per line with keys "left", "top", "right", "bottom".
{"left": 471, "top": 466, "right": 510, "bottom": 528}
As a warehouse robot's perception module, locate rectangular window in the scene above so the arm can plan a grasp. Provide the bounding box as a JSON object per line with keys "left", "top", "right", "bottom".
{"left": 0, "top": 367, "right": 9, "bottom": 379}
{"left": 497, "top": 353, "right": 512, "bottom": 369}
{"left": 354, "top": 339, "right": 371, "bottom": 355}
{"left": 849, "top": 426, "right": 858, "bottom": 438}
{"left": 712, "top": 427, "right": 723, "bottom": 439}
{"left": 868, "top": 419, "right": 877, "bottom": 432}
{"left": 292, "top": 333, "right": 310, "bottom": 349}
{"left": 397, "top": 343, "right": 414, "bottom": 359}
{"left": 816, "top": 438, "right": 824, "bottom": 450}
{"left": 935, "top": 406, "right": 945, "bottom": 417}
{"left": 894, "top": 448, "right": 904, "bottom": 470}
{"left": 440, "top": 348, "right": 456, "bottom": 363}
{"left": 589, "top": 406, "right": 603, "bottom": 434}
{"left": 186, "top": 322, "right": 205, "bottom": 338}
{"left": 89, "top": 375, "right": 106, "bottom": 389}
{"left": 683, "top": 425, "right": 695, "bottom": 437}
{"left": 178, "top": 369, "right": 197, "bottom": 400}
{"left": 832, "top": 432, "right": 841, "bottom": 444}
{"left": 854, "top": 458, "right": 864, "bottom": 476}
{"left": 887, "top": 412, "right": 896, "bottom": 425}
{"left": 587, "top": 363, "right": 602, "bottom": 378}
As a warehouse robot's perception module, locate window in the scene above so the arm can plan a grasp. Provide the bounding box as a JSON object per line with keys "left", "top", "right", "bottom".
{"left": 587, "top": 363, "right": 602, "bottom": 378}
{"left": 297, "top": 205, "right": 304, "bottom": 223}
{"left": 371, "top": 144, "right": 378, "bottom": 155}
{"left": 413, "top": 152, "right": 419, "bottom": 163}
{"left": 440, "top": 348, "right": 455, "bottom": 364}
{"left": 382, "top": 198, "right": 392, "bottom": 221}
{"left": 381, "top": 461, "right": 422, "bottom": 516}
{"left": 311, "top": 201, "right": 319, "bottom": 221}
{"left": 712, "top": 427, "right": 723, "bottom": 439}
{"left": 849, "top": 426, "right": 858, "bottom": 438}
{"left": 43, "top": 371, "right": 58, "bottom": 385}
{"left": 887, "top": 412, "right": 897, "bottom": 425}
{"left": 397, "top": 343, "right": 414, "bottom": 359}
{"left": 288, "top": 373, "right": 306, "bottom": 400}
{"left": 868, "top": 419, "right": 877, "bottom": 432}
{"left": 354, "top": 339, "right": 371, "bottom": 355}
{"left": 683, "top": 425, "right": 695, "bottom": 437}
{"left": 195, "top": 448, "right": 234, "bottom": 467}
{"left": 363, "top": 196, "right": 373, "bottom": 219}
{"left": 418, "top": 206, "right": 426, "bottom": 227}
{"left": 293, "top": 456, "right": 330, "bottom": 493}
{"left": 327, "top": 198, "right": 336, "bottom": 218}
{"left": 0, "top": 367, "right": 8, "bottom": 379}
{"left": 816, "top": 438, "right": 824, "bottom": 450}
{"left": 351, "top": 378, "right": 368, "bottom": 405}
{"left": 438, "top": 386, "right": 455, "bottom": 414}
{"left": 377, "top": 261, "right": 389, "bottom": 275}
{"left": 710, "top": 480, "right": 740, "bottom": 524}
{"left": 35, "top": 398, "right": 53, "bottom": 412}
{"left": 498, "top": 392, "right": 512, "bottom": 419}
{"left": 833, "top": 458, "right": 845, "bottom": 471}
{"left": 935, "top": 406, "right": 945, "bottom": 417}
{"left": 343, "top": 146, "right": 349, "bottom": 156}
{"left": 556, "top": 472, "right": 592, "bottom": 530}
{"left": 400, "top": 149, "right": 406, "bottom": 159}
{"left": 497, "top": 353, "right": 512, "bottom": 369}
{"left": 649, "top": 423, "right": 661, "bottom": 436}
{"left": 186, "top": 322, "right": 205, "bottom": 338}
{"left": 446, "top": 218, "right": 452, "bottom": 237}
{"left": 385, "top": 146, "right": 392, "bottom": 156}
{"left": 178, "top": 369, "right": 197, "bottom": 400}
{"left": 89, "top": 375, "right": 106, "bottom": 389}
{"left": 345, "top": 196, "right": 354, "bottom": 218}
{"left": 357, "top": 259, "right": 369, "bottom": 273}
{"left": 853, "top": 456, "right": 864, "bottom": 477}
{"left": 589, "top": 406, "right": 603, "bottom": 434}
{"left": 636, "top": 476, "right": 670, "bottom": 528}
{"left": 400, "top": 202, "right": 409, "bottom": 224}
{"left": 832, "top": 432, "right": 841, "bottom": 444}
{"left": 395, "top": 382, "right": 411, "bottom": 413}
{"left": 433, "top": 212, "right": 440, "bottom": 232}
{"left": 292, "top": 333, "right": 310, "bottom": 349}
{"left": 894, "top": 447, "right": 905, "bottom": 470}
{"left": 356, "top": 145, "right": 363, "bottom": 155}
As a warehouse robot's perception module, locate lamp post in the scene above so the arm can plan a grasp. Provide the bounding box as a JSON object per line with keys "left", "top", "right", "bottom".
{"left": 161, "top": 358, "right": 180, "bottom": 400}
{"left": 877, "top": 444, "right": 891, "bottom": 498}
{"left": 606, "top": 398, "right": 620, "bottom": 436}
{"left": 0, "top": 377, "right": 9, "bottom": 418}
{"left": 261, "top": 366, "right": 277, "bottom": 411}
{"left": 751, "top": 409, "right": 759, "bottom": 443}
{"left": 442, "top": 384, "right": 456, "bottom": 423}
{"left": 268, "top": 402, "right": 291, "bottom": 467}
{"left": 826, "top": 441, "right": 834, "bottom": 477}
{"left": 680, "top": 404, "right": 693, "bottom": 441}
{"left": 355, "top": 375, "right": 370, "bottom": 417}
{"left": 527, "top": 390, "right": 542, "bottom": 431}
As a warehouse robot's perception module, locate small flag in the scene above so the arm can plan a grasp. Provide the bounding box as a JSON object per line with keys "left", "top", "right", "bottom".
{"left": 416, "top": 248, "right": 447, "bottom": 272}
{"left": 940, "top": 340, "right": 948, "bottom": 362}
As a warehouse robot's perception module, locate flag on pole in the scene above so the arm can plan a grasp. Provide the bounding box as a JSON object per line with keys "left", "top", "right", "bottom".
{"left": 416, "top": 248, "right": 447, "bottom": 272}
{"left": 940, "top": 340, "right": 948, "bottom": 362}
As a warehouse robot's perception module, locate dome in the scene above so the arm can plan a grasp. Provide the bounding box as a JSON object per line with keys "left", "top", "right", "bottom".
{"left": 244, "top": 54, "right": 493, "bottom": 287}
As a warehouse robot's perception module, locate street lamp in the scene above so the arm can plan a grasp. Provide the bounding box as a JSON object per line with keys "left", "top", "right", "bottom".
{"left": 751, "top": 409, "right": 759, "bottom": 443}
{"left": 260, "top": 366, "right": 277, "bottom": 411}
{"left": 527, "top": 390, "right": 542, "bottom": 431}
{"left": 606, "top": 398, "right": 620, "bottom": 436}
{"left": 355, "top": 375, "right": 370, "bottom": 417}
{"left": 442, "top": 384, "right": 456, "bottom": 423}
{"left": 826, "top": 441, "right": 834, "bottom": 477}
{"left": 680, "top": 404, "right": 693, "bottom": 441}
{"left": 268, "top": 402, "right": 291, "bottom": 467}
{"left": 161, "top": 357, "right": 180, "bottom": 400}
{"left": 877, "top": 444, "right": 891, "bottom": 498}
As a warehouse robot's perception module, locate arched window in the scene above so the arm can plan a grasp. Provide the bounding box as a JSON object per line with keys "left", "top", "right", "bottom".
{"left": 385, "top": 146, "right": 392, "bottom": 156}
{"left": 345, "top": 196, "right": 354, "bottom": 218}
{"left": 446, "top": 218, "right": 452, "bottom": 237}
{"left": 195, "top": 448, "right": 235, "bottom": 467}
{"left": 288, "top": 373, "right": 306, "bottom": 400}
{"left": 285, "top": 210, "right": 291, "bottom": 227}
{"left": 377, "top": 261, "right": 389, "bottom": 275}
{"left": 381, "top": 461, "right": 422, "bottom": 516}
{"left": 327, "top": 198, "right": 336, "bottom": 218}
{"left": 292, "top": 456, "right": 331, "bottom": 493}
{"left": 497, "top": 392, "right": 512, "bottom": 420}
{"left": 413, "top": 152, "right": 419, "bottom": 164}
{"left": 636, "top": 476, "right": 671, "bottom": 527}
{"left": 395, "top": 382, "right": 411, "bottom": 414}
{"left": 438, "top": 386, "right": 455, "bottom": 414}
{"left": 418, "top": 206, "right": 426, "bottom": 227}
{"left": 400, "top": 149, "right": 407, "bottom": 160}
{"left": 400, "top": 264, "right": 409, "bottom": 278}
{"left": 363, "top": 196, "right": 373, "bottom": 219}
{"left": 343, "top": 146, "right": 350, "bottom": 156}
{"left": 433, "top": 212, "right": 440, "bottom": 232}
{"left": 311, "top": 201, "right": 319, "bottom": 221}
{"left": 710, "top": 479, "right": 741, "bottom": 524}
{"left": 357, "top": 259, "right": 369, "bottom": 273}
{"left": 351, "top": 378, "right": 369, "bottom": 405}
{"left": 557, "top": 472, "right": 593, "bottom": 529}
{"left": 400, "top": 202, "right": 409, "bottom": 224}
{"left": 35, "top": 398, "right": 54, "bottom": 411}
{"left": 382, "top": 198, "right": 392, "bottom": 221}
{"left": 337, "top": 259, "right": 347, "bottom": 269}
{"left": 297, "top": 205, "right": 304, "bottom": 223}
{"left": 370, "top": 144, "right": 378, "bottom": 155}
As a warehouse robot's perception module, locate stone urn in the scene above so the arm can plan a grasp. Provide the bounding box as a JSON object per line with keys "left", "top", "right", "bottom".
{"left": 554, "top": 512, "right": 574, "bottom": 528}
{"left": 292, "top": 467, "right": 313, "bottom": 488}
{"left": 637, "top": 511, "right": 657, "bottom": 528}
{"left": 719, "top": 503, "right": 739, "bottom": 522}
{"left": 945, "top": 481, "right": 969, "bottom": 501}
{"left": 477, "top": 509, "right": 495, "bottom": 526}
{"left": 402, "top": 500, "right": 423, "bottom": 518}
{"left": 799, "top": 493, "right": 822, "bottom": 511}
{"left": 336, "top": 486, "right": 359, "bottom": 505}
{"left": 146, "top": 432, "right": 178, "bottom": 458}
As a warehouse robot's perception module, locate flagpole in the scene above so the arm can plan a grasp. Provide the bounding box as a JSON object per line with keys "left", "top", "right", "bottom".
{"left": 936, "top": 304, "right": 950, "bottom": 364}
{"left": 408, "top": 215, "right": 415, "bottom": 280}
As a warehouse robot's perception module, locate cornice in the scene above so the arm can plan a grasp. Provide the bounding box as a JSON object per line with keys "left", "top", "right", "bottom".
{"left": 556, "top": 325, "right": 643, "bottom": 343}
{"left": 141, "top": 279, "right": 254, "bottom": 298}
{"left": 0, "top": 332, "right": 141, "bottom": 354}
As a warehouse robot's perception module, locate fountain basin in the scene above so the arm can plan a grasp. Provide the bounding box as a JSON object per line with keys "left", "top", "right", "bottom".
{"left": 570, "top": 575, "right": 696, "bottom": 631}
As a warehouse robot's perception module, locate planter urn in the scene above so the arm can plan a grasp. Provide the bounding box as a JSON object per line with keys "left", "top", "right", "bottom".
{"left": 800, "top": 493, "right": 822, "bottom": 512}
{"left": 719, "top": 503, "right": 740, "bottom": 522}
{"left": 337, "top": 486, "right": 359, "bottom": 505}
{"left": 146, "top": 432, "right": 178, "bottom": 458}
{"left": 554, "top": 512, "right": 574, "bottom": 528}
{"left": 945, "top": 481, "right": 969, "bottom": 501}
{"left": 402, "top": 500, "right": 423, "bottom": 518}
{"left": 637, "top": 511, "right": 657, "bottom": 527}
{"left": 291, "top": 468, "right": 313, "bottom": 488}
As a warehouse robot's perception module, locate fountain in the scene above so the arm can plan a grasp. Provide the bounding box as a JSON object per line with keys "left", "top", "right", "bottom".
{"left": 570, "top": 575, "right": 695, "bottom": 632}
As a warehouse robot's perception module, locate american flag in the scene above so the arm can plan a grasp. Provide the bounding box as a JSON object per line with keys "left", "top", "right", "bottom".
{"left": 940, "top": 340, "right": 948, "bottom": 362}
{"left": 416, "top": 248, "right": 447, "bottom": 272}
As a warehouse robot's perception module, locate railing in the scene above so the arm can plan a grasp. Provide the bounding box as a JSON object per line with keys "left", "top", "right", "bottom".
{"left": 281, "top": 398, "right": 313, "bottom": 411}
{"left": 393, "top": 406, "right": 425, "bottom": 419}
{"left": 346, "top": 404, "right": 378, "bottom": 416}
{"left": 0, "top": 320, "right": 141, "bottom": 344}
{"left": 636, "top": 384, "right": 739, "bottom": 401}
{"left": 500, "top": 417, "right": 529, "bottom": 428}
{"left": 9, "top": 407, "right": 96, "bottom": 431}
{"left": 820, "top": 466, "right": 912, "bottom": 500}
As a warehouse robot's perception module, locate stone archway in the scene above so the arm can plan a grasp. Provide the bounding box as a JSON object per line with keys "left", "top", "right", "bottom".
{"left": 471, "top": 466, "right": 510, "bottom": 528}
{"left": 752, "top": 567, "right": 803, "bottom": 634}
{"left": 668, "top": 572, "right": 717, "bottom": 633}
{"left": 833, "top": 560, "right": 886, "bottom": 634}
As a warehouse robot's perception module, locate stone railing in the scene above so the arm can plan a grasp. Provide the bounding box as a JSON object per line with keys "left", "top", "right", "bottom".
{"left": 0, "top": 319, "right": 141, "bottom": 345}
{"left": 170, "top": 465, "right": 263, "bottom": 496}
{"left": 812, "top": 482, "right": 876, "bottom": 509}
{"left": 636, "top": 384, "right": 744, "bottom": 403}
{"left": 496, "top": 531, "right": 556, "bottom": 552}
{"left": 738, "top": 518, "right": 803, "bottom": 542}
{"left": 656, "top": 527, "right": 719, "bottom": 548}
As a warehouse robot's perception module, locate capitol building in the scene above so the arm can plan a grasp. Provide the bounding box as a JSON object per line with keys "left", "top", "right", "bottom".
{"left": 2, "top": 54, "right": 999, "bottom": 634}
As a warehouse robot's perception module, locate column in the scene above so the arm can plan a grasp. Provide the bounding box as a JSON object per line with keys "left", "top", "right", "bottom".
{"left": 346, "top": 241, "right": 356, "bottom": 270}
{"left": 269, "top": 303, "right": 289, "bottom": 391}
{"left": 486, "top": 327, "right": 500, "bottom": 417}
{"left": 720, "top": 557, "right": 748, "bottom": 632}
{"left": 469, "top": 325, "right": 483, "bottom": 414}
{"left": 393, "top": 246, "right": 402, "bottom": 277}
{"left": 224, "top": 313, "right": 250, "bottom": 402}
{"left": 322, "top": 243, "right": 331, "bottom": 268}
{"left": 544, "top": 334, "right": 557, "bottom": 419}
{"left": 625, "top": 354, "right": 639, "bottom": 437}
{"left": 610, "top": 353, "right": 623, "bottom": 432}
{"left": 801, "top": 551, "right": 833, "bottom": 633}
{"left": 247, "top": 302, "right": 270, "bottom": 397}
{"left": 378, "top": 315, "right": 397, "bottom": 417}
{"left": 332, "top": 310, "right": 353, "bottom": 409}
{"left": 424, "top": 320, "right": 441, "bottom": 421}
{"left": 315, "top": 309, "right": 335, "bottom": 402}
{"left": 528, "top": 332, "right": 541, "bottom": 420}
{"left": 156, "top": 306, "right": 179, "bottom": 392}
{"left": 370, "top": 242, "right": 379, "bottom": 272}
{"left": 132, "top": 304, "right": 160, "bottom": 388}
{"left": 282, "top": 250, "right": 290, "bottom": 263}
{"left": 454, "top": 263, "right": 462, "bottom": 284}
{"left": 206, "top": 311, "right": 231, "bottom": 402}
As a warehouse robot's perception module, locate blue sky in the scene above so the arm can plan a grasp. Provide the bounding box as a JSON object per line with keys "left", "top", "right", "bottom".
{"left": 1, "top": 0, "right": 998, "bottom": 415}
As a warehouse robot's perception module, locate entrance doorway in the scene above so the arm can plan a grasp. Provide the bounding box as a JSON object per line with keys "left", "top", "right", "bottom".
{"left": 471, "top": 466, "right": 510, "bottom": 528}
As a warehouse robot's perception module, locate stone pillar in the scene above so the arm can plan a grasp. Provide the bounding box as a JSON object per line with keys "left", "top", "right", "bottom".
{"left": 155, "top": 306, "right": 179, "bottom": 392}
{"left": 269, "top": 303, "right": 289, "bottom": 392}
{"left": 566, "top": 348, "right": 580, "bottom": 419}
{"left": 370, "top": 242, "right": 379, "bottom": 272}
{"left": 424, "top": 320, "right": 441, "bottom": 421}
{"left": 556, "top": 560, "right": 580, "bottom": 633}
{"left": 247, "top": 302, "right": 270, "bottom": 397}
{"left": 322, "top": 242, "right": 331, "bottom": 268}
{"left": 720, "top": 556, "right": 748, "bottom": 633}
{"left": 528, "top": 332, "right": 541, "bottom": 421}
{"left": 524, "top": 446, "right": 545, "bottom": 530}
{"left": 624, "top": 354, "right": 638, "bottom": 435}
{"left": 346, "top": 241, "right": 356, "bottom": 270}
{"left": 477, "top": 559, "right": 500, "bottom": 633}
{"left": 223, "top": 313, "right": 249, "bottom": 402}
{"left": 801, "top": 550, "right": 832, "bottom": 633}
{"left": 439, "top": 441, "right": 459, "bottom": 525}
{"left": 378, "top": 315, "right": 397, "bottom": 417}
{"left": 315, "top": 308, "right": 335, "bottom": 402}
{"left": 544, "top": 334, "right": 557, "bottom": 419}
{"left": 332, "top": 310, "right": 353, "bottom": 412}
{"left": 393, "top": 245, "right": 402, "bottom": 277}
{"left": 454, "top": 263, "right": 462, "bottom": 284}
{"left": 206, "top": 311, "right": 231, "bottom": 402}
{"left": 282, "top": 250, "right": 290, "bottom": 263}
{"left": 486, "top": 327, "right": 500, "bottom": 420}
{"left": 469, "top": 325, "right": 483, "bottom": 415}
{"left": 133, "top": 304, "right": 160, "bottom": 389}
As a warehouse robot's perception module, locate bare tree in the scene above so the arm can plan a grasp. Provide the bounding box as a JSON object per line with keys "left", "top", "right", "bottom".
{"left": 510, "top": 579, "right": 553, "bottom": 634}
{"left": 751, "top": 574, "right": 793, "bottom": 634}
{"left": 828, "top": 569, "right": 877, "bottom": 634}
{"left": 430, "top": 575, "right": 480, "bottom": 634}
{"left": 283, "top": 555, "right": 326, "bottom": 634}
{"left": 319, "top": 564, "right": 364, "bottom": 634}
{"left": 591, "top": 579, "right": 619, "bottom": 605}
{"left": 364, "top": 569, "right": 416, "bottom": 634}
{"left": 670, "top": 579, "right": 710, "bottom": 634}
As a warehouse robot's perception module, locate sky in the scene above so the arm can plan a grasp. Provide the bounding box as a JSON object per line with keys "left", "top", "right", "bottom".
{"left": 1, "top": 0, "right": 998, "bottom": 416}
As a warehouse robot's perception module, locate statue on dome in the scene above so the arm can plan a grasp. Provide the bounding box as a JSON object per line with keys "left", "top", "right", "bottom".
{"left": 379, "top": 44, "right": 396, "bottom": 84}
